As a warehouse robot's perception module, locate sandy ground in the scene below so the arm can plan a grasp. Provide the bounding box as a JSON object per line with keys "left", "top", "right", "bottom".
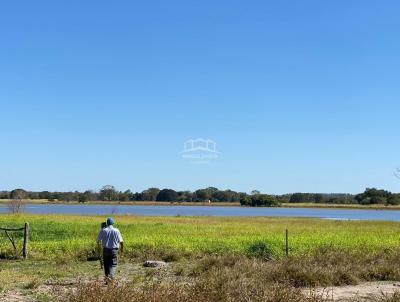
{"left": 0, "top": 292, "right": 35, "bottom": 302}
{"left": 310, "top": 281, "right": 400, "bottom": 301}
{"left": 1, "top": 281, "right": 399, "bottom": 301}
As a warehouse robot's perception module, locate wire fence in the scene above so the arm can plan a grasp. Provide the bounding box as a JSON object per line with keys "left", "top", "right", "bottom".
{"left": 0, "top": 223, "right": 29, "bottom": 259}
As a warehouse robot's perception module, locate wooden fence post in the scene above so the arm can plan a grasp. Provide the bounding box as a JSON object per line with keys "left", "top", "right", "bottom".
{"left": 23, "top": 223, "right": 29, "bottom": 259}
{"left": 285, "top": 229, "right": 289, "bottom": 257}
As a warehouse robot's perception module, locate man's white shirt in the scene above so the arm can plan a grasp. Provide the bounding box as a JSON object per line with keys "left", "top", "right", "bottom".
{"left": 97, "top": 225, "right": 123, "bottom": 249}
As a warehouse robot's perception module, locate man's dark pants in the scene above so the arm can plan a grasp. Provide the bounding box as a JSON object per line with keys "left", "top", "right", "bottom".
{"left": 103, "top": 248, "right": 118, "bottom": 279}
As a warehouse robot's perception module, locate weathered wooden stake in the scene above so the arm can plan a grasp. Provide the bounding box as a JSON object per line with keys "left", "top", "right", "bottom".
{"left": 23, "top": 222, "right": 29, "bottom": 259}
{"left": 285, "top": 229, "right": 289, "bottom": 257}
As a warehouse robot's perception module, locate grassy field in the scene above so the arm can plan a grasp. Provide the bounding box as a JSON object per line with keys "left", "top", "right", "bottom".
{"left": 1, "top": 214, "right": 400, "bottom": 301}
{"left": 1, "top": 214, "right": 400, "bottom": 260}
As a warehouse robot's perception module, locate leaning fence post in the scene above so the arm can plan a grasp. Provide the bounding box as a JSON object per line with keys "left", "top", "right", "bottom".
{"left": 23, "top": 222, "right": 29, "bottom": 259}
{"left": 285, "top": 229, "right": 289, "bottom": 257}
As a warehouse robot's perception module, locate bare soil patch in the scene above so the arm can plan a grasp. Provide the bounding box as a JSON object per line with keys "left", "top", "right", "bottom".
{"left": 311, "top": 282, "right": 400, "bottom": 301}
{"left": 0, "top": 291, "right": 35, "bottom": 302}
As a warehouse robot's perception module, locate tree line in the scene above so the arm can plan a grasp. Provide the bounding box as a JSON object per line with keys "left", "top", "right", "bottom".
{"left": 1, "top": 186, "right": 399, "bottom": 207}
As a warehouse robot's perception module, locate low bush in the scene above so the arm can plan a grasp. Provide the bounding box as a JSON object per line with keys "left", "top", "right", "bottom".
{"left": 65, "top": 280, "right": 325, "bottom": 302}
{"left": 65, "top": 250, "right": 400, "bottom": 302}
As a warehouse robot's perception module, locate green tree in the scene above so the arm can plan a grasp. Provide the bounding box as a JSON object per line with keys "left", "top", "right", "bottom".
{"left": 78, "top": 193, "right": 89, "bottom": 203}
{"left": 239, "top": 195, "right": 252, "bottom": 206}
{"left": 177, "top": 191, "right": 193, "bottom": 202}
{"left": 118, "top": 190, "right": 132, "bottom": 201}
{"left": 387, "top": 194, "right": 400, "bottom": 205}
{"left": 314, "top": 194, "right": 325, "bottom": 203}
{"left": 355, "top": 188, "right": 392, "bottom": 205}
{"left": 99, "top": 185, "right": 118, "bottom": 201}
{"left": 194, "top": 189, "right": 212, "bottom": 202}
{"left": 156, "top": 189, "right": 178, "bottom": 202}
{"left": 250, "top": 194, "right": 280, "bottom": 207}
{"left": 141, "top": 188, "right": 160, "bottom": 201}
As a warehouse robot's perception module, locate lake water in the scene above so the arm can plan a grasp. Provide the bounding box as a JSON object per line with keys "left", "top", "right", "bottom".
{"left": 0, "top": 204, "right": 400, "bottom": 221}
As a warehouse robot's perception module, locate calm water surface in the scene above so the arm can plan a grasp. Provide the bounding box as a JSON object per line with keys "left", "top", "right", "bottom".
{"left": 0, "top": 204, "right": 399, "bottom": 221}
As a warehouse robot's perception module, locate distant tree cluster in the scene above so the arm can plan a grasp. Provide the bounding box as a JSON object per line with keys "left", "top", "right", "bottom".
{"left": 0, "top": 186, "right": 399, "bottom": 207}
{"left": 279, "top": 193, "right": 355, "bottom": 204}
{"left": 354, "top": 188, "right": 400, "bottom": 205}
{"left": 239, "top": 193, "right": 280, "bottom": 207}
{"left": 0, "top": 186, "right": 246, "bottom": 204}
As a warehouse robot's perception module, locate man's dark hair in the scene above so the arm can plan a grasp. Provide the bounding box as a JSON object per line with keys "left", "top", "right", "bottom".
{"left": 101, "top": 222, "right": 107, "bottom": 229}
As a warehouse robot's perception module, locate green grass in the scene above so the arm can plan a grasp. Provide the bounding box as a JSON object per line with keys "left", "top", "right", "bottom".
{"left": 1, "top": 214, "right": 399, "bottom": 260}
{"left": 1, "top": 214, "right": 400, "bottom": 301}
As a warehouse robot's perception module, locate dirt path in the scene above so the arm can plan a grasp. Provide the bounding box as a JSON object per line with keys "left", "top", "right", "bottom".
{"left": 1, "top": 280, "right": 399, "bottom": 301}
{"left": 311, "top": 281, "right": 400, "bottom": 301}
{"left": 0, "top": 291, "right": 35, "bottom": 302}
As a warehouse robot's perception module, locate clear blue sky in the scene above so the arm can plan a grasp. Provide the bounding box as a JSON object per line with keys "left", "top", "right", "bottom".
{"left": 1, "top": 1, "right": 400, "bottom": 194}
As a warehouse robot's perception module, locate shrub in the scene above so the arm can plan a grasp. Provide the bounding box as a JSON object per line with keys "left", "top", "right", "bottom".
{"left": 247, "top": 241, "right": 274, "bottom": 259}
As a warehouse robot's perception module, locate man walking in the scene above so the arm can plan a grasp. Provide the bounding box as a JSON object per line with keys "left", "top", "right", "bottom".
{"left": 97, "top": 217, "right": 124, "bottom": 282}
